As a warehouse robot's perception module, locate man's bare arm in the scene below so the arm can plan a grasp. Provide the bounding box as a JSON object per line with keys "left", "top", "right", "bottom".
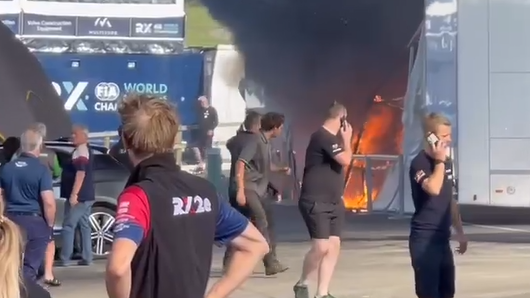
{"left": 106, "top": 239, "right": 137, "bottom": 298}
{"left": 421, "top": 163, "right": 445, "bottom": 196}
{"left": 235, "top": 161, "right": 246, "bottom": 191}
{"left": 450, "top": 199, "right": 464, "bottom": 235}
{"left": 72, "top": 171, "right": 86, "bottom": 196}
{"left": 206, "top": 224, "right": 268, "bottom": 298}
{"left": 41, "top": 190, "right": 56, "bottom": 227}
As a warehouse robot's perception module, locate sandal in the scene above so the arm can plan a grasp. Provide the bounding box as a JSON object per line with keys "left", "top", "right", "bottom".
{"left": 43, "top": 278, "right": 61, "bottom": 287}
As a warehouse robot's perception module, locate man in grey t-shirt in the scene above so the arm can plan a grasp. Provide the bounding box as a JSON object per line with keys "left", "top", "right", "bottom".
{"left": 233, "top": 112, "right": 290, "bottom": 275}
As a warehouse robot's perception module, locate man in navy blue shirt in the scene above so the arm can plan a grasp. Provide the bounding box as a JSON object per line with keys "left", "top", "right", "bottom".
{"left": 0, "top": 128, "right": 56, "bottom": 281}
{"left": 409, "top": 113, "right": 467, "bottom": 298}
{"left": 105, "top": 94, "right": 268, "bottom": 298}
{"left": 59, "top": 124, "right": 95, "bottom": 266}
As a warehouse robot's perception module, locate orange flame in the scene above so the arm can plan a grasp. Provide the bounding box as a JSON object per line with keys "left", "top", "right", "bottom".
{"left": 343, "top": 95, "right": 404, "bottom": 210}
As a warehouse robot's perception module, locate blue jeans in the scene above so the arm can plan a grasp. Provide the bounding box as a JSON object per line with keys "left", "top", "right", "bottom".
{"left": 60, "top": 201, "right": 94, "bottom": 263}
{"left": 7, "top": 214, "right": 50, "bottom": 280}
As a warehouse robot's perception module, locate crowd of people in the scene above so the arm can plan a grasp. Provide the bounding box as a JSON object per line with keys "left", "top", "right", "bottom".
{"left": 0, "top": 122, "right": 96, "bottom": 298}
{"left": 0, "top": 92, "right": 468, "bottom": 298}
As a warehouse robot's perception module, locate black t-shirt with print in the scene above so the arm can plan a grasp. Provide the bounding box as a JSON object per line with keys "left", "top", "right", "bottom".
{"left": 300, "top": 127, "right": 345, "bottom": 203}
{"left": 409, "top": 150, "right": 454, "bottom": 241}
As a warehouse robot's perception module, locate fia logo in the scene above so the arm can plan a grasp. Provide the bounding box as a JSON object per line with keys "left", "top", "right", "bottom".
{"left": 94, "top": 82, "right": 120, "bottom": 101}
{"left": 173, "top": 196, "right": 212, "bottom": 216}
{"left": 52, "top": 81, "right": 89, "bottom": 111}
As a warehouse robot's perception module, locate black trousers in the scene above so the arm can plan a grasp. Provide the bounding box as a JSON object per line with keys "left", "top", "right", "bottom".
{"left": 409, "top": 238, "right": 455, "bottom": 298}
{"left": 225, "top": 189, "right": 277, "bottom": 267}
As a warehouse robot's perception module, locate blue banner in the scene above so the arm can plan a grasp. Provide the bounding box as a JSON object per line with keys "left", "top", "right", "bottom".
{"left": 131, "top": 17, "right": 184, "bottom": 39}
{"left": 0, "top": 14, "right": 19, "bottom": 34}
{"left": 22, "top": 14, "right": 77, "bottom": 36}
{"left": 77, "top": 17, "right": 130, "bottom": 38}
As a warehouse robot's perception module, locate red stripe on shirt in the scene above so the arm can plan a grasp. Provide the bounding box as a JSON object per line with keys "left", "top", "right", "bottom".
{"left": 115, "top": 186, "right": 151, "bottom": 238}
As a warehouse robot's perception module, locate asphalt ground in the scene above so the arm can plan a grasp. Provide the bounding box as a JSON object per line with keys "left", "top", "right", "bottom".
{"left": 50, "top": 204, "right": 530, "bottom": 298}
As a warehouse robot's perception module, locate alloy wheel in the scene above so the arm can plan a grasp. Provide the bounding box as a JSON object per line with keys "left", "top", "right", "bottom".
{"left": 89, "top": 211, "right": 115, "bottom": 256}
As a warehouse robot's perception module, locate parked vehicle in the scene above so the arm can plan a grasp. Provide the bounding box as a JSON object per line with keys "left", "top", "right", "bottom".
{"left": 0, "top": 141, "right": 129, "bottom": 257}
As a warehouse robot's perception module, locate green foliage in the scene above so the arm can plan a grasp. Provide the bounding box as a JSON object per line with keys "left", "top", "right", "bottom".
{"left": 185, "top": 0, "right": 233, "bottom": 47}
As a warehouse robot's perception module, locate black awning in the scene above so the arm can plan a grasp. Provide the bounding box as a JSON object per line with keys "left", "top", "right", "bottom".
{"left": 0, "top": 22, "right": 72, "bottom": 142}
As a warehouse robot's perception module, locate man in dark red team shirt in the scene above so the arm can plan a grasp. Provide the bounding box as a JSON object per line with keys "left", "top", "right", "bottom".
{"left": 105, "top": 94, "right": 269, "bottom": 298}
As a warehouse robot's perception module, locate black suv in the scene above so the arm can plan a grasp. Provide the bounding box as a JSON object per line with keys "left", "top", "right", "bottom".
{"left": 0, "top": 141, "right": 129, "bottom": 258}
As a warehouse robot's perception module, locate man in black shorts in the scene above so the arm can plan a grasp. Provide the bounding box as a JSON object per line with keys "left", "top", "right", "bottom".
{"left": 294, "top": 103, "right": 352, "bottom": 298}
{"left": 409, "top": 113, "right": 467, "bottom": 298}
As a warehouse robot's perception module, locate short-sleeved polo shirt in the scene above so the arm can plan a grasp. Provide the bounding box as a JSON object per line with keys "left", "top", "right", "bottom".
{"left": 1, "top": 153, "right": 53, "bottom": 214}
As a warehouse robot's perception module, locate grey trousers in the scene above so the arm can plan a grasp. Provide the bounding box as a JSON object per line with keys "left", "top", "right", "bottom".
{"left": 224, "top": 189, "right": 277, "bottom": 267}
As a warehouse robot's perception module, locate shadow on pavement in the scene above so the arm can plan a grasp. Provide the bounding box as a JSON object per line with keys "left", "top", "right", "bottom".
{"left": 272, "top": 204, "right": 530, "bottom": 245}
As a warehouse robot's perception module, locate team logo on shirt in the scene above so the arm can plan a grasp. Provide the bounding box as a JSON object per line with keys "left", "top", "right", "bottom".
{"left": 173, "top": 196, "right": 212, "bottom": 216}
{"left": 15, "top": 161, "right": 28, "bottom": 167}
{"left": 332, "top": 143, "right": 342, "bottom": 153}
{"left": 414, "top": 170, "right": 426, "bottom": 183}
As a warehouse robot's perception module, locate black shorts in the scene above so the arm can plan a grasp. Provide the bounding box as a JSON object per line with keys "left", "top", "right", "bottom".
{"left": 196, "top": 135, "right": 213, "bottom": 149}
{"left": 409, "top": 239, "right": 455, "bottom": 298}
{"left": 298, "top": 199, "right": 345, "bottom": 239}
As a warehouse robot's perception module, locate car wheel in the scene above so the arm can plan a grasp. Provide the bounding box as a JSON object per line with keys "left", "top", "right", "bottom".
{"left": 89, "top": 205, "right": 116, "bottom": 258}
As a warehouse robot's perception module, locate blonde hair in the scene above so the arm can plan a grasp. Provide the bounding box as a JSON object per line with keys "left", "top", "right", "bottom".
{"left": 327, "top": 103, "right": 346, "bottom": 119}
{"left": 118, "top": 94, "right": 180, "bottom": 157}
{"left": 422, "top": 112, "right": 451, "bottom": 135}
{"left": 0, "top": 198, "right": 24, "bottom": 298}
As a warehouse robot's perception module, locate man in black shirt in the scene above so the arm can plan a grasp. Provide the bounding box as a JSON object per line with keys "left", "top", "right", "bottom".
{"left": 409, "top": 113, "right": 467, "bottom": 298}
{"left": 193, "top": 96, "right": 219, "bottom": 171}
{"left": 294, "top": 103, "right": 352, "bottom": 298}
{"left": 105, "top": 94, "right": 268, "bottom": 298}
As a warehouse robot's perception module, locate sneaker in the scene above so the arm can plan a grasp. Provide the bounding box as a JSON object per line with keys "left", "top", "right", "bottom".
{"left": 265, "top": 262, "right": 289, "bottom": 276}
{"left": 293, "top": 284, "right": 309, "bottom": 298}
{"left": 77, "top": 260, "right": 92, "bottom": 266}
{"left": 42, "top": 278, "right": 62, "bottom": 287}
{"left": 316, "top": 294, "right": 336, "bottom": 298}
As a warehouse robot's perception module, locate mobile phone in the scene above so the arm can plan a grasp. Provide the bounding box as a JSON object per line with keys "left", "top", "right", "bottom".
{"left": 427, "top": 132, "right": 439, "bottom": 146}
{"left": 340, "top": 116, "right": 346, "bottom": 129}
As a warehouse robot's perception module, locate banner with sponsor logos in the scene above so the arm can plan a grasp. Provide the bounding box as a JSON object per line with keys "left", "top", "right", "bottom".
{"left": 37, "top": 53, "right": 203, "bottom": 133}
{"left": 16, "top": 0, "right": 184, "bottom": 19}
{"left": 0, "top": 13, "right": 19, "bottom": 34}
{"left": 1, "top": 13, "right": 185, "bottom": 40}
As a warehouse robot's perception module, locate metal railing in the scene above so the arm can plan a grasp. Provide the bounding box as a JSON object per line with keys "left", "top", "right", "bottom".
{"left": 349, "top": 154, "right": 406, "bottom": 217}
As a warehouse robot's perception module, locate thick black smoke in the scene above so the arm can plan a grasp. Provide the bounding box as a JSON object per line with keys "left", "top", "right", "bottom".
{"left": 201, "top": 0, "right": 423, "bottom": 158}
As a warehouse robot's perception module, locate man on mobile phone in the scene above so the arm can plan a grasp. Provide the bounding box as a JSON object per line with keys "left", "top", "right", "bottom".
{"left": 409, "top": 112, "right": 467, "bottom": 298}
{"left": 294, "top": 103, "right": 352, "bottom": 298}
